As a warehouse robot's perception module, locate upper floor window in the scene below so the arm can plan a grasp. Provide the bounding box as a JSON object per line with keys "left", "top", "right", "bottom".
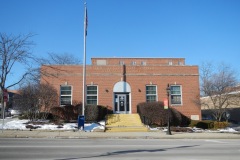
{"left": 131, "top": 61, "right": 137, "bottom": 65}
{"left": 141, "top": 61, "right": 146, "bottom": 66}
{"left": 60, "top": 85, "right": 72, "bottom": 106}
{"left": 119, "top": 61, "right": 125, "bottom": 65}
{"left": 87, "top": 85, "right": 98, "bottom": 105}
{"left": 96, "top": 59, "right": 107, "bottom": 65}
{"left": 146, "top": 85, "right": 157, "bottom": 102}
{"left": 170, "top": 85, "right": 182, "bottom": 105}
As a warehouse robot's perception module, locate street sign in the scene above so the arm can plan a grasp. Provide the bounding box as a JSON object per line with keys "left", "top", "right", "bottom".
{"left": 164, "top": 98, "right": 168, "bottom": 109}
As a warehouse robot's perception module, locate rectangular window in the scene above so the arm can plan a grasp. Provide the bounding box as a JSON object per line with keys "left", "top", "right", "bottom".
{"left": 96, "top": 59, "right": 107, "bottom": 65}
{"left": 170, "top": 85, "right": 182, "bottom": 105}
{"left": 141, "top": 61, "right": 146, "bottom": 66}
{"left": 119, "top": 61, "right": 125, "bottom": 65}
{"left": 87, "top": 85, "right": 98, "bottom": 105}
{"left": 146, "top": 85, "right": 157, "bottom": 102}
{"left": 60, "top": 85, "right": 72, "bottom": 105}
{"left": 131, "top": 61, "right": 137, "bottom": 65}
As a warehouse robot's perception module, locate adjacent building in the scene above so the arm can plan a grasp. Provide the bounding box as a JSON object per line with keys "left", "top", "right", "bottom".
{"left": 41, "top": 57, "right": 201, "bottom": 120}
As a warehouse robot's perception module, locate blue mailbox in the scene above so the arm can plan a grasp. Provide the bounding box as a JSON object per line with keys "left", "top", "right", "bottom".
{"left": 78, "top": 115, "right": 85, "bottom": 129}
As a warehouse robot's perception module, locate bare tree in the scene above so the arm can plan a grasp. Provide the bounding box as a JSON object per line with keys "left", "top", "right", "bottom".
{"left": 36, "top": 52, "right": 81, "bottom": 67}
{"left": 200, "top": 62, "right": 240, "bottom": 121}
{"left": 34, "top": 52, "right": 81, "bottom": 83}
{"left": 14, "top": 83, "right": 40, "bottom": 121}
{"left": 38, "top": 83, "right": 58, "bottom": 119}
{"left": 0, "top": 33, "right": 34, "bottom": 117}
{"left": 13, "top": 83, "right": 58, "bottom": 121}
{"left": 45, "top": 52, "right": 81, "bottom": 65}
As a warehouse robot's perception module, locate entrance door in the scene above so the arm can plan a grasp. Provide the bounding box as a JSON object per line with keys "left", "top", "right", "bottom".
{"left": 114, "top": 94, "right": 129, "bottom": 114}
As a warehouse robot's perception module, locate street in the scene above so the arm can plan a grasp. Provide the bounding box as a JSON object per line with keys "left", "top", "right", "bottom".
{"left": 0, "top": 138, "right": 240, "bottom": 160}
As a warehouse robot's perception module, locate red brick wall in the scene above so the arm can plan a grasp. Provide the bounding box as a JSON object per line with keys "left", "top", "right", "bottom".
{"left": 41, "top": 58, "right": 201, "bottom": 119}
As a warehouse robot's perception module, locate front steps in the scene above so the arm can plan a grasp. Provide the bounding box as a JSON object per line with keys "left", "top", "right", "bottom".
{"left": 105, "top": 114, "right": 148, "bottom": 132}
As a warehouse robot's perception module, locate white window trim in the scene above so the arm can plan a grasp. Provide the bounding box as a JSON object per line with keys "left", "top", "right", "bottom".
{"left": 86, "top": 85, "right": 98, "bottom": 105}
{"left": 146, "top": 85, "right": 158, "bottom": 102}
{"left": 170, "top": 85, "right": 182, "bottom": 105}
{"left": 131, "top": 61, "right": 137, "bottom": 65}
{"left": 60, "top": 85, "right": 72, "bottom": 106}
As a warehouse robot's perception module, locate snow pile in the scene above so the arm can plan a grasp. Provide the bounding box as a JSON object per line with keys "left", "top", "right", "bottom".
{"left": 1, "top": 118, "right": 239, "bottom": 133}
{"left": 2, "top": 120, "right": 28, "bottom": 130}
{"left": 0, "top": 119, "right": 105, "bottom": 132}
{"left": 218, "top": 127, "right": 238, "bottom": 133}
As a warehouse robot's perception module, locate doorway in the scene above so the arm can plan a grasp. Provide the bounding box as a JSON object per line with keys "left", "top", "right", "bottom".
{"left": 114, "top": 93, "right": 129, "bottom": 114}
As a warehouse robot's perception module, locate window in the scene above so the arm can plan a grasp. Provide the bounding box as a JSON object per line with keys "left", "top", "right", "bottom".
{"left": 60, "top": 85, "right": 72, "bottom": 105}
{"left": 96, "top": 60, "right": 107, "bottom": 65}
{"left": 87, "top": 85, "right": 98, "bottom": 105}
{"left": 146, "top": 85, "right": 157, "bottom": 102}
{"left": 119, "top": 61, "right": 125, "bottom": 65}
{"left": 141, "top": 61, "right": 146, "bottom": 66}
{"left": 170, "top": 85, "right": 182, "bottom": 105}
{"left": 131, "top": 61, "right": 137, "bottom": 65}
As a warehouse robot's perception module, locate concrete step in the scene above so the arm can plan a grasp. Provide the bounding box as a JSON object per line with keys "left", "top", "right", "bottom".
{"left": 106, "top": 114, "right": 148, "bottom": 132}
{"left": 106, "top": 126, "right": 148, "bottom": 132}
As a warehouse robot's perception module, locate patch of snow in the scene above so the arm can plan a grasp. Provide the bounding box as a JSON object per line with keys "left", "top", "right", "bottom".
{"left": 218, "top": 127, "right": 238, "bottom": 133}
{"left": 1, "top": 119, "right": 239, "bottom": 133}
{"left": 0, "top": 119, "right": 104, "bottom": 132}
{"left": 2, "top": 120, "right": 28, "bottom": 130}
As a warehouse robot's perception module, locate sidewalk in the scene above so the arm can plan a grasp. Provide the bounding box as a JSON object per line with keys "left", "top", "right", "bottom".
{"left": 0, "top": 130, "right": 240, "bottom": 139}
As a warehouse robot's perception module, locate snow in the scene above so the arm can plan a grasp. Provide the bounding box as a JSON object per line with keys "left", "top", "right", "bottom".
{"left": 0, "top": 118, "right": 105, "bottom": 132}
{"left": 0, "top": 118, "right": 239, "bottom": 133}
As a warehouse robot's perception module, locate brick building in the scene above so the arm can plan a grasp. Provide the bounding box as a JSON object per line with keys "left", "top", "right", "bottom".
{"left": 41, "top": 57, "right": 201, "bottom": 120}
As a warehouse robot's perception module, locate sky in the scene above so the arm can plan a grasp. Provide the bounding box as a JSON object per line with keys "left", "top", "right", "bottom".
{"left": 1, "top": 0, "right": 240, "bottom": 88}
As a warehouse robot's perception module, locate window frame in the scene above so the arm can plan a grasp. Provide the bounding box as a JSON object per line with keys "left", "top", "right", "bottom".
{"left": 60, "top": 85, "right": 72, "bottom": 106}
{"left": 170, "top": 85, "right": 182, "bottom": 105}
{"left": 86, "top": 85, "right": 98, "bottom": 105}
{"left": 146, "top": 85, "right": 157, "bottom": 102}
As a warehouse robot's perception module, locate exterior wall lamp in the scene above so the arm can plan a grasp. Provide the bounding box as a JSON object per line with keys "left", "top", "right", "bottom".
{"left": 105, "top": 89, "right": 109, "bottom": 93}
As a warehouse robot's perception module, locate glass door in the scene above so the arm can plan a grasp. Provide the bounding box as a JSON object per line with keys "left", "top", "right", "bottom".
{"left": 114, "top": 94, "right": 128, "bottom": 114}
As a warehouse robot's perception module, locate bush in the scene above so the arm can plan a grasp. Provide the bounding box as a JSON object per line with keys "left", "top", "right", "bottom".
{"left": 137, "top": 101, "right": 168, "bottom": 126}
{"left": 63, "top": 105, "right": 78, "bottom": 121}
{"left": 214, "top": 121, "right": 229, "bottom": 129}
{"left": 85, "top": 105, "right": 99, "bottom": 122}
{"left": 50, "top": 107, "right": 65, "bottom": 121}
{"left": 137, "top": 101, "right": 190, "bottom": 127}
{"left": 85, "top": 105, "right": 110, "bottom": 122}
{"left": 50, "top": 104, "right": 110, "bottom": 123}
{"left": 189, "top": 120, "right": 214, "bottom": 129}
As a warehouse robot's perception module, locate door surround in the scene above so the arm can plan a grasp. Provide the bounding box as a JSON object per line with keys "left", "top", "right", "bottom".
{"left": 113, "top": 81, "right": 131, "bottom": 114}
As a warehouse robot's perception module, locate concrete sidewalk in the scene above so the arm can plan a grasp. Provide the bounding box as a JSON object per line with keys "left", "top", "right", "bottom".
{"left": 0, "top": 130, "right": 240, "bottom": 139}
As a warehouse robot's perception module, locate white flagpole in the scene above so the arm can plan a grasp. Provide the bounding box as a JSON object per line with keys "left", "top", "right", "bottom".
{"left": 82, "top": 3, "right": 87, "bottom": 116}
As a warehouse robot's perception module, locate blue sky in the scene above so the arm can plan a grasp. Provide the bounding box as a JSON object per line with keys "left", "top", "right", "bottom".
{"left": 1, "top": 0, "right": 240, "bottom": 88}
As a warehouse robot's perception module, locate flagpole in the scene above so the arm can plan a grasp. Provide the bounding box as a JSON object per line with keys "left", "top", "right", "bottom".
{"left": 82, "top": 2, "right": 87, "bottom": 116}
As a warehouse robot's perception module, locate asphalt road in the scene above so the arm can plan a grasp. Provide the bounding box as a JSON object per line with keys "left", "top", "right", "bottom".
{"left": 0, "top": 138, "right": 240, "bottom": 160}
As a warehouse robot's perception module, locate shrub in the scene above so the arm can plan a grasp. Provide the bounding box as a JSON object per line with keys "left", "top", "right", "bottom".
{"left": 50, "top": 104, "right": 110, "bottom": 123}
{"left": 214, "top": 121, "right": 229, "bottom": 129}
{"left": 189, "top": 120, "right": 214, "bottom": 129}
{"left": 63, "top": 105, "right": 78, "bottom": 121}
{"left": 50, "top": 107, "right": 65, "bottom": 120}
{"left": 137, "top": 101, "right": 168, "bottom": 126}
{"left": 85, "top": 105, "right": 99, "bottom": 122}
{"left": 137, "top": 101, "right": 191, "bottom": 127}
{"left": 85, "top": 105, "right": 110, "bottom": 122}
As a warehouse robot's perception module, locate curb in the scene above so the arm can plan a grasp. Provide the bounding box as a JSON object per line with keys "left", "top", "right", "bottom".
{"left": 1, "top": 130, "right": 240, "bottom": 139}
